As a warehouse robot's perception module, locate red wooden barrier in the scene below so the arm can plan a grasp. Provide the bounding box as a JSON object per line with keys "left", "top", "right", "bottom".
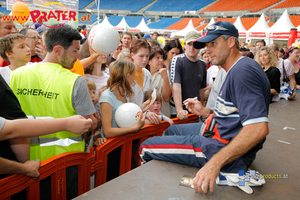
{"left": 0, "top": 114, "right": 199, "bottom": 199}
{"left": 0, "top": 151, "right": 94, "bottom": 200}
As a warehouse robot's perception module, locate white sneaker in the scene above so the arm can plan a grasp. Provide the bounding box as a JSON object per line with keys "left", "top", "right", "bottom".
{"left": 216, "top": 169, "right": 265, "bottom": 187}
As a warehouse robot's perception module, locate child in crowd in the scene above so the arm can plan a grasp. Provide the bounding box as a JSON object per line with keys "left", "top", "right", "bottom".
{"left": 131, "top": 39, "right": 161, "bottom": 125}
{"left": 85, "top": 78, "right": 106, "bottom": 150}
{"left": 80, "top": 41, "right": 109, "bottom": 96}
{"left": 86, "top": 78, "right": 98, "bottom": 105}
{"left": 144, "top": 90, "right": 173, "bottom": 125}
{"left": 163, "top": 39, "right": 183, "bottom": 70}
{"left": 146, "top": 47, "right": 172, "bottom": 118}
{"left": 99, "top": 59, "right": 149, "bottom": 138}
{"left": 130, "top": 39, "right": 153, "bottom": 107}
{"left": 0, "top": 34, "right": 31, "bottom": 85}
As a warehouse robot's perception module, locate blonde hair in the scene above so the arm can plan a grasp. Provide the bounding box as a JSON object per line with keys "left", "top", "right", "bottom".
{"left": 200, "top": 49, "right": 207, "bottom": 59}
{"left": 85, "top": 78, "right": 96, "bottom": 92}
{"left": 107, "top": 59, "right": 135, "bottom": 98}
{"left": 255, "top": 46, "right": 278, "bottom": 68}
{"left": 144, "top": 90, "right": 162, "bottom": 103}
{"left": 117, "top": 48, "right": 131, "bottom": 60}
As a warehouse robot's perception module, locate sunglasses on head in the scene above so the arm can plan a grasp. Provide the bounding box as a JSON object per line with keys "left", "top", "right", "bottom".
{"left": 287, "top": 47, "right": 298, "bottom": 53}
{"left": 202, "top": 25, "right": 229, "bottom": 35}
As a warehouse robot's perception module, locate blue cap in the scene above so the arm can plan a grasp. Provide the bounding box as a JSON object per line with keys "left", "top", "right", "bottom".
{"left": 193, "top": 21, "right": 239, "bottom": 49}
{"left": 37, "top": 25, "right": 47, "bottom": 35}
{"left": 143, "top": 34, "right": 152, "bottom": 39}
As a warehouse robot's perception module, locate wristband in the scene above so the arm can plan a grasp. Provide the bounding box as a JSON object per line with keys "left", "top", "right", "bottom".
{"left": 161, "top": 114, "right": 164, "bottom": 121}
{"left": 207, "top": 109, "right": 213, "bottom": 118}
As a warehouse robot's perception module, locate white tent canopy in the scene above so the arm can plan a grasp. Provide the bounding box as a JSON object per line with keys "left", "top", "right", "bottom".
{"left": 234, "top": 16, "right": 247, "bottom": 38}
{"left": 116, "top": 17, "right": 129, "bottom": 31}
{"left": 207, "top": 17, "right": 215, "bottom": 26}
{"left": 101, "top": 16, "right": 113, "bottom": 26}
{"left": 135, "top": 18, "right": 150, "bottom": 33}
{"left": 267, "top": 9, "right": 295, "bottom": 39}
{"left": 248, "top": 13, "right": 269, "bottom": 38}
{"left": 172, "top": 19, "right": 198, "bottom": 37}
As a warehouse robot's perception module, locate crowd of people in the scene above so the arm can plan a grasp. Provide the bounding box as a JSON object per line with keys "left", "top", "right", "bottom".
{"left": 0, "top": 12, "right": 299, "bottom": 197}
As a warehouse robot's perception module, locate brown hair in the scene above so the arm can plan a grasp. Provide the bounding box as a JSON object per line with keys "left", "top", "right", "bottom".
{"left": 241, "top": 51, "right": 254, "bottom": 59}
{"left": 255, "top": 40, "right": 266, "bottom": 46}
{"left": 0, "top": 33, "right": 26, "bottom": 62}
{"left": 285, "top": 47, "right": 299, "bottom": 58}
{"left": 130, "top": 39, "right": 151, "bottom": 55}
{"left": 80, "top": 40, "right": 107, "bottom": 74}
{"left": 163, "top": 38, "right": 183, "bottom": 60}
{"left": 121, "top": 31, "right": 132, "bottom": 39}
{"left": 144, "top": 90, "right": 162, "bottom": 103}
{"left": 146, "top": 47, "right": 165, "bottom": 71}
{"left": 107, "top": 59, "right": 135, "bottom": 98}
{"left": 85, "top": 78, "right": 96, "bottom": 92}
{"left": 147, "top": 39, "right": 160, "bottom": 48}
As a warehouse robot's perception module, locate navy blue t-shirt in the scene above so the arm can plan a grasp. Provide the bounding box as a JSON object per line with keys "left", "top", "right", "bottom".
{"left": 169, "top": 54, "right": 207, "bottom": 113}
{"left": 200, "top": 57, "right": 271, "bottom": 173}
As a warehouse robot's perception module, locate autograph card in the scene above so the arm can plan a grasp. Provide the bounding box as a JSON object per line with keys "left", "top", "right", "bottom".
{"left": 149, "top": 89, "right": 157, "bottom": 107}
{"left": 179, "top": 175, "right": 194, "bottom": 189}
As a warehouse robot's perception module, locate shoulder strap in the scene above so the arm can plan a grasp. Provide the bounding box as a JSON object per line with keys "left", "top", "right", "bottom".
{"left": 282, "top": 60, "right": 288, "bottom": 79}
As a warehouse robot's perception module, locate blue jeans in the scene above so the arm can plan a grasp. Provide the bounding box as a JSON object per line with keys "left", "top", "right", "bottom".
{"left": 164, "top": 122, "right": 203, "bottom": 136}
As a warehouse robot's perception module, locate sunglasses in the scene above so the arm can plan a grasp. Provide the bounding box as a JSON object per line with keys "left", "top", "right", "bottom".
{"left": 202, "top": 25, "right": 229, "bottom": 35}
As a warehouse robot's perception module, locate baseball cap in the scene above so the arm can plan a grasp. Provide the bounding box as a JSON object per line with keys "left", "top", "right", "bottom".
{"left": 193, "top": 21, "right": 239, "bottom": 49}
{"left": 37, "top": 25, "right": 47, "bottom": 35}
{"left": 185, "top": 31, "right": 202, "bottom": 44}
{"left": 143, "top": 34, "right": 152, "bottom": 39}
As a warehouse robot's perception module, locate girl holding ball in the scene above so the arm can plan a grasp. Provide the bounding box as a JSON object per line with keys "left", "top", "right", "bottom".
{"left": 99, "top": 59, "right": 148, "bottom": 138}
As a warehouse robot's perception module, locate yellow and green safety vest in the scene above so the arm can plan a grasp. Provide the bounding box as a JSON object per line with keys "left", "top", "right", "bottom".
{"left": 10, "top": 63, "right": 85, "bottom": 161}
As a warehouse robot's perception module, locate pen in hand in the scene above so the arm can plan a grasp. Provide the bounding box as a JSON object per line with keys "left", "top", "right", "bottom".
{"left": 182, "top": 97, "right": 198, "bottom": 107}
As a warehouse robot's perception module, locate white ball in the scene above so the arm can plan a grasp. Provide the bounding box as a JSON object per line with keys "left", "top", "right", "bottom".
{"left": 88, "top": 23, "right": 120, "bottom": 55}
{"left": 115, "top": 103, "right": 142, "bottom": 128}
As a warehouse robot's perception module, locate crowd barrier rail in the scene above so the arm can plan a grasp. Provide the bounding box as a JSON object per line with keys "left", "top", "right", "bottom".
{"left": 0, "top": 114, "right": 199, "bottom": 200}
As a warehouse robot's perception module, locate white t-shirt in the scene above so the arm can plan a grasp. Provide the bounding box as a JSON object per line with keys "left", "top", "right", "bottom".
{"left": 0, "top": 66, "right": 11, "bottom": 85}
{"left": 152, "top": 71, "right": 171, "bottom": 117}
{"left": 206, "top": 65, "right": 219, "bottom": 86}
{"left": 277, "top": 58, "right": 294, "bottom": 86}
{"left": 131, "top": 68, "right": 153, "bottom": 107}
{"left": 85, "top": 73, "right": 109, "bottom": 95}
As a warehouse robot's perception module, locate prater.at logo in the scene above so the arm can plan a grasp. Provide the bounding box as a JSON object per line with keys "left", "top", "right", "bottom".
{"left": 2, "top": 2, "right": 91, "bottom": 29}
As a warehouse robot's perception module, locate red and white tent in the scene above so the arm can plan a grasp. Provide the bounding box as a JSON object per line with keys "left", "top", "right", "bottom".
{"left": 101, "top": 16, "right": 113, "bottom": 26}
{"left": 267, "top": 10, "right": 295, "bottom": 40}
{"left": 248, "top": 13, "right": 269, "bottom": 38}
{"left": 172, "top": 19, "right": 198, "bottom": 37}
{"left": 234, "top": 16, "right": 247, "bottom": 38}
{"left": 135, "top": 18, "right": 150, "bottom": 33}
{"left": 116, "top": 17, "right": 129, "bottom": 31}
